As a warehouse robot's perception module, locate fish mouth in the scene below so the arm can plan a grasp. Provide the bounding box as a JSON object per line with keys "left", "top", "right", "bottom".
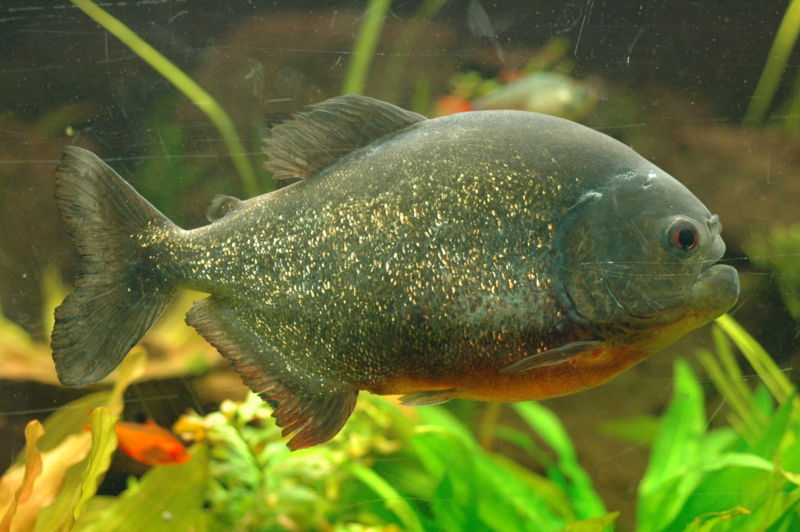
{"left": 686, "top": 263, "right": 740, "bottom": 318}
{"left": 604, "top": 260, "right": 739, "bottom": 324}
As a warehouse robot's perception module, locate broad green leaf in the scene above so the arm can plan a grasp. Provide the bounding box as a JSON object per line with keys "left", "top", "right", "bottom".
{"left": 490, "top": 453, "right": 574, "bottom": 519}
{"left": 347, "top": 462, "right": 424, "bottom": 532}
{"left": 562, "top": 511, "right": 619, "bottom": 532}
{"left": 715, "top": 314, "right": 796, "bottom": 403}
{"left": 0, "top": 420, "right": 45, "bottom": 531}
{"left": 672, "top": 464, "right": 766, "bottom": 530}
{"left": 680, "top": 506, "right": 751, "bottom": 532}
{"left": 34, "top": 355, "right": 143, "bottom": 532}
{"left": 513, "top": 402, "right": 607, "bottom": 520}
{"left": 411, "top": 424, "right": 566, "bottom": 532}
{"left": 691, "top": 452, "right": 774, "bottom": 475}
{"left": 1, "top": 423, "right": 91, "bottom": 532}
{"left": 417, "top": 405, "right": 475, "bottom": 444}
{"left": 36, "top": 392, "right": 110, "bottom": 456}
{"left": 597, "top": 415, "right": 661, "bottom": 446}
{"left": 734, "top": 483, "right": 800, "bottom": 532}
{"left": 73, "top": 444, "right": 209, "bottom": 532}
{"left": 638, "top": 360, "right": 706, "bottom": 532}
{"left": 475, "top": 451, "right": 565, "bottom": 531}
{"left": 73, "top": 408, "right": 118, "bottom": 521}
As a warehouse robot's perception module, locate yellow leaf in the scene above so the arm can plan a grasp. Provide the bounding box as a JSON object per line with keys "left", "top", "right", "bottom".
{"left": 0, "top": 421, "right": 90, "bottom": 532}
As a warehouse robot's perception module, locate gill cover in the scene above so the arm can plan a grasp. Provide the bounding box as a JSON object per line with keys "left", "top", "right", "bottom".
{"left": 554, "top": 168, "right": 726, "bottom": 327}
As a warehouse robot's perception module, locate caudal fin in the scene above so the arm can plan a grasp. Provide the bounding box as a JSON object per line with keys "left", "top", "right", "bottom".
{"left": 52, "top": 146, "right": 178, "bottom": 387}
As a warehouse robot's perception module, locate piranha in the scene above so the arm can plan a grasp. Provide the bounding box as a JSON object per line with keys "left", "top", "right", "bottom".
{"left": 51, "top": 95, "right": 739, "bottom": 450}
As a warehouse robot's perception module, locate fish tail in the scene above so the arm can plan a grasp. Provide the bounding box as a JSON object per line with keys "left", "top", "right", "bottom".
{"left": 52, "top": 146, "right": 179, "bottom": 387}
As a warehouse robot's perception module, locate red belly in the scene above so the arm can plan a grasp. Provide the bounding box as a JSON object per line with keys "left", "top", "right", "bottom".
{"left": 371, "top": 344, "right": 652, "bottom": 402}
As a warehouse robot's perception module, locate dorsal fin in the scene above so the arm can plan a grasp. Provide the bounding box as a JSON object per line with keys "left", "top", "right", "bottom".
{"left": 263, "top": 95, "right": 426, "bottom": 181}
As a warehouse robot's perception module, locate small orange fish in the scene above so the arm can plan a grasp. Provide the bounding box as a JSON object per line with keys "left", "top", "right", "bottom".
{"left": 114, "top": 420, "right": 190, "bottom": 466}
{"left": 434, "top": 94, "right": 474, "bottom": 115}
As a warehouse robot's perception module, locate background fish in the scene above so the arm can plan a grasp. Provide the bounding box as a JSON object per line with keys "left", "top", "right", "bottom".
{"left": 51, "top": 95, "right": 739, "bottom": 450}
{"left": 114, "top": 420, "right": 189, "bottom": 466}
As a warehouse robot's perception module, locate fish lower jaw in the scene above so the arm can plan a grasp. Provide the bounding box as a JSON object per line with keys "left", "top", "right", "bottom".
{"left": 688, "top": 263, "right": 740, "bottom": 318}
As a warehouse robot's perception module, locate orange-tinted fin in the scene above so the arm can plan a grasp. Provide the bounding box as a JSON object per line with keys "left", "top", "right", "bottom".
{"left": 273, "top": 392, "right": 358, "bottom": 450}
{"left": 399, "top": 389, "right": 455, "bottom": 406}
{"left": 499, "top": 340, "right": 603, "bottom": 374}
{"left": 186, "top": 298, "right": 357, "bottom": 450}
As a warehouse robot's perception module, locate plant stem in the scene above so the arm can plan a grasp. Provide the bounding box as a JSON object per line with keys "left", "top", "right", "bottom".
{"left": 343, "top": 0, "right": 392, "bottom": 95}
{"left": 380, "top": 0, "right": 447, "bottom": 103}
{"left": 744, "top": 0, "right": 800, "bottom": 125}
{"left": 71, "top": 0, "right": 261, "bottom": 198}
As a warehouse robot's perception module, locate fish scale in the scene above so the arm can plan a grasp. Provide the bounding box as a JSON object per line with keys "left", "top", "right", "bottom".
{"left": 51, "top": 94, "right": 739, "bottom": 450}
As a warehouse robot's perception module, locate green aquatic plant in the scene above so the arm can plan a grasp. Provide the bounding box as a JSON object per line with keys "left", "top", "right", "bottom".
{"left": 634, "top": 315, "right": 800, "bottom": 532}
{"left": 70, "top": 0, "right": 261, "bottom": 197}
{"left": 744, "top": 0, "right": 800, "bottom": 125}
{"left": 342, "top": 0, "right": 392, "bottom": 95}
{"left": 174, "top": 392, "right": 616, "bottom": 531}
{"left": 0, "top": 352, "right": 145, "bottom": 531}
{"left": 380, "top": 0, "right": 449, "bottom": 103}
{"left": 746, "top": 222, "right": 800, "bottom": 325}
{"left": 4, "top": 302, "right": 799, "bottom": 530}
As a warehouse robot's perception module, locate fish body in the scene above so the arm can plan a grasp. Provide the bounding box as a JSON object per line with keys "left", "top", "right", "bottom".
{"left": 51, "top": 95, "right": 739, "bottom": 449}
{"left": 114, "top": 420, "right": 189, "bottom": 466}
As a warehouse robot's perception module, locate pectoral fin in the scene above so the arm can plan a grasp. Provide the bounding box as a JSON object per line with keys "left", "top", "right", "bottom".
{"left": 399, "top": 389, "right": 456, "bottom": 406}
{"left": 499, "top": 340, "right": 603, "bottom": 374}
{"left": 186, "top": 298, "right": 357, "bottom": 450}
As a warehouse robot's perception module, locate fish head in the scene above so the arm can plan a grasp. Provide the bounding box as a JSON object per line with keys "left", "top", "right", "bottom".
{"left": 554, "top": 166, "right": 739, "bottom": 335}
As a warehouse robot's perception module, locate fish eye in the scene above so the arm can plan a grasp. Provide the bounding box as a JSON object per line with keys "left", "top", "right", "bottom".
{"left": 666, "top": 218, "right": 700, "bottom": 252}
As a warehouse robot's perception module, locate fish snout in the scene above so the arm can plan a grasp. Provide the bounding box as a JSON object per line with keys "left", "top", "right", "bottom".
{"left": 706, "top": 214, "right": 722, "bottom": 236}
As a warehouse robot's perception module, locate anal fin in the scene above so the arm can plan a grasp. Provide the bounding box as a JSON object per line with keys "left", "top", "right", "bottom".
{"left": 186, "top": 298, "right": 357, "bottom": 450}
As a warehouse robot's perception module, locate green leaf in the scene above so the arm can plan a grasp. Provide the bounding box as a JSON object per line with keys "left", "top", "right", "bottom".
{"left": 597, "top": 415, "right": 661, "bottom": 446}
{"left": 737, "top": 482, "right": 800, "bottom": 532}
{"left": 74, "top": 408, "right": 118, "bottom": 520}
{"left": 693, "top": 452, "right": 774, "bottom": 474}
{"left": 347, "top": 462, "right": 425, "bottom": 532}
{"left": 73, "top": 444, "right": 209, "bottom": 532}
{"left": 35, "top": 392, "right": 110, "bottom": 456}
{"left": 680, "top": 506, "right": 751, "bottom": 532}
{"left": 411, "top": 420, "right": 567, "bottom": 532}
{"left": 715, "top": 314, "right": 796, "bottom": 403}
{"left": 638, "top": 360, "right": 706, "bottom": 532}
{"left": 35, "top": 408, "right": 119, "bottom": 531}
{"left": 512, "top": 402, "right": 607, "bottom": 520}
{"left": 562, "top": 511, "right": 619, "bottom": 532}
{"left": 490, "top": 454, "right": 574, "bottom": 520}
{"left": 752, "top": 396, "right": 794, "bottom": 459}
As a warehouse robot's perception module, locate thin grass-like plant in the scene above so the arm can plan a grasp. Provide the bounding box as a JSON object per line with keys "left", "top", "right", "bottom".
{"left": 714, "top": 314, "right": 797, "bottom": 405}
{"left": 70, "top": 0, "right": 261, "bottom": 197}
{"left": 743, "top": 0, "right": 800, "bottom": 125}
{"left": 380, "top": 0, "right": 448, "bottom": 103}
{"left": 342, "top": 0, "right": 392, "bottom": 95}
